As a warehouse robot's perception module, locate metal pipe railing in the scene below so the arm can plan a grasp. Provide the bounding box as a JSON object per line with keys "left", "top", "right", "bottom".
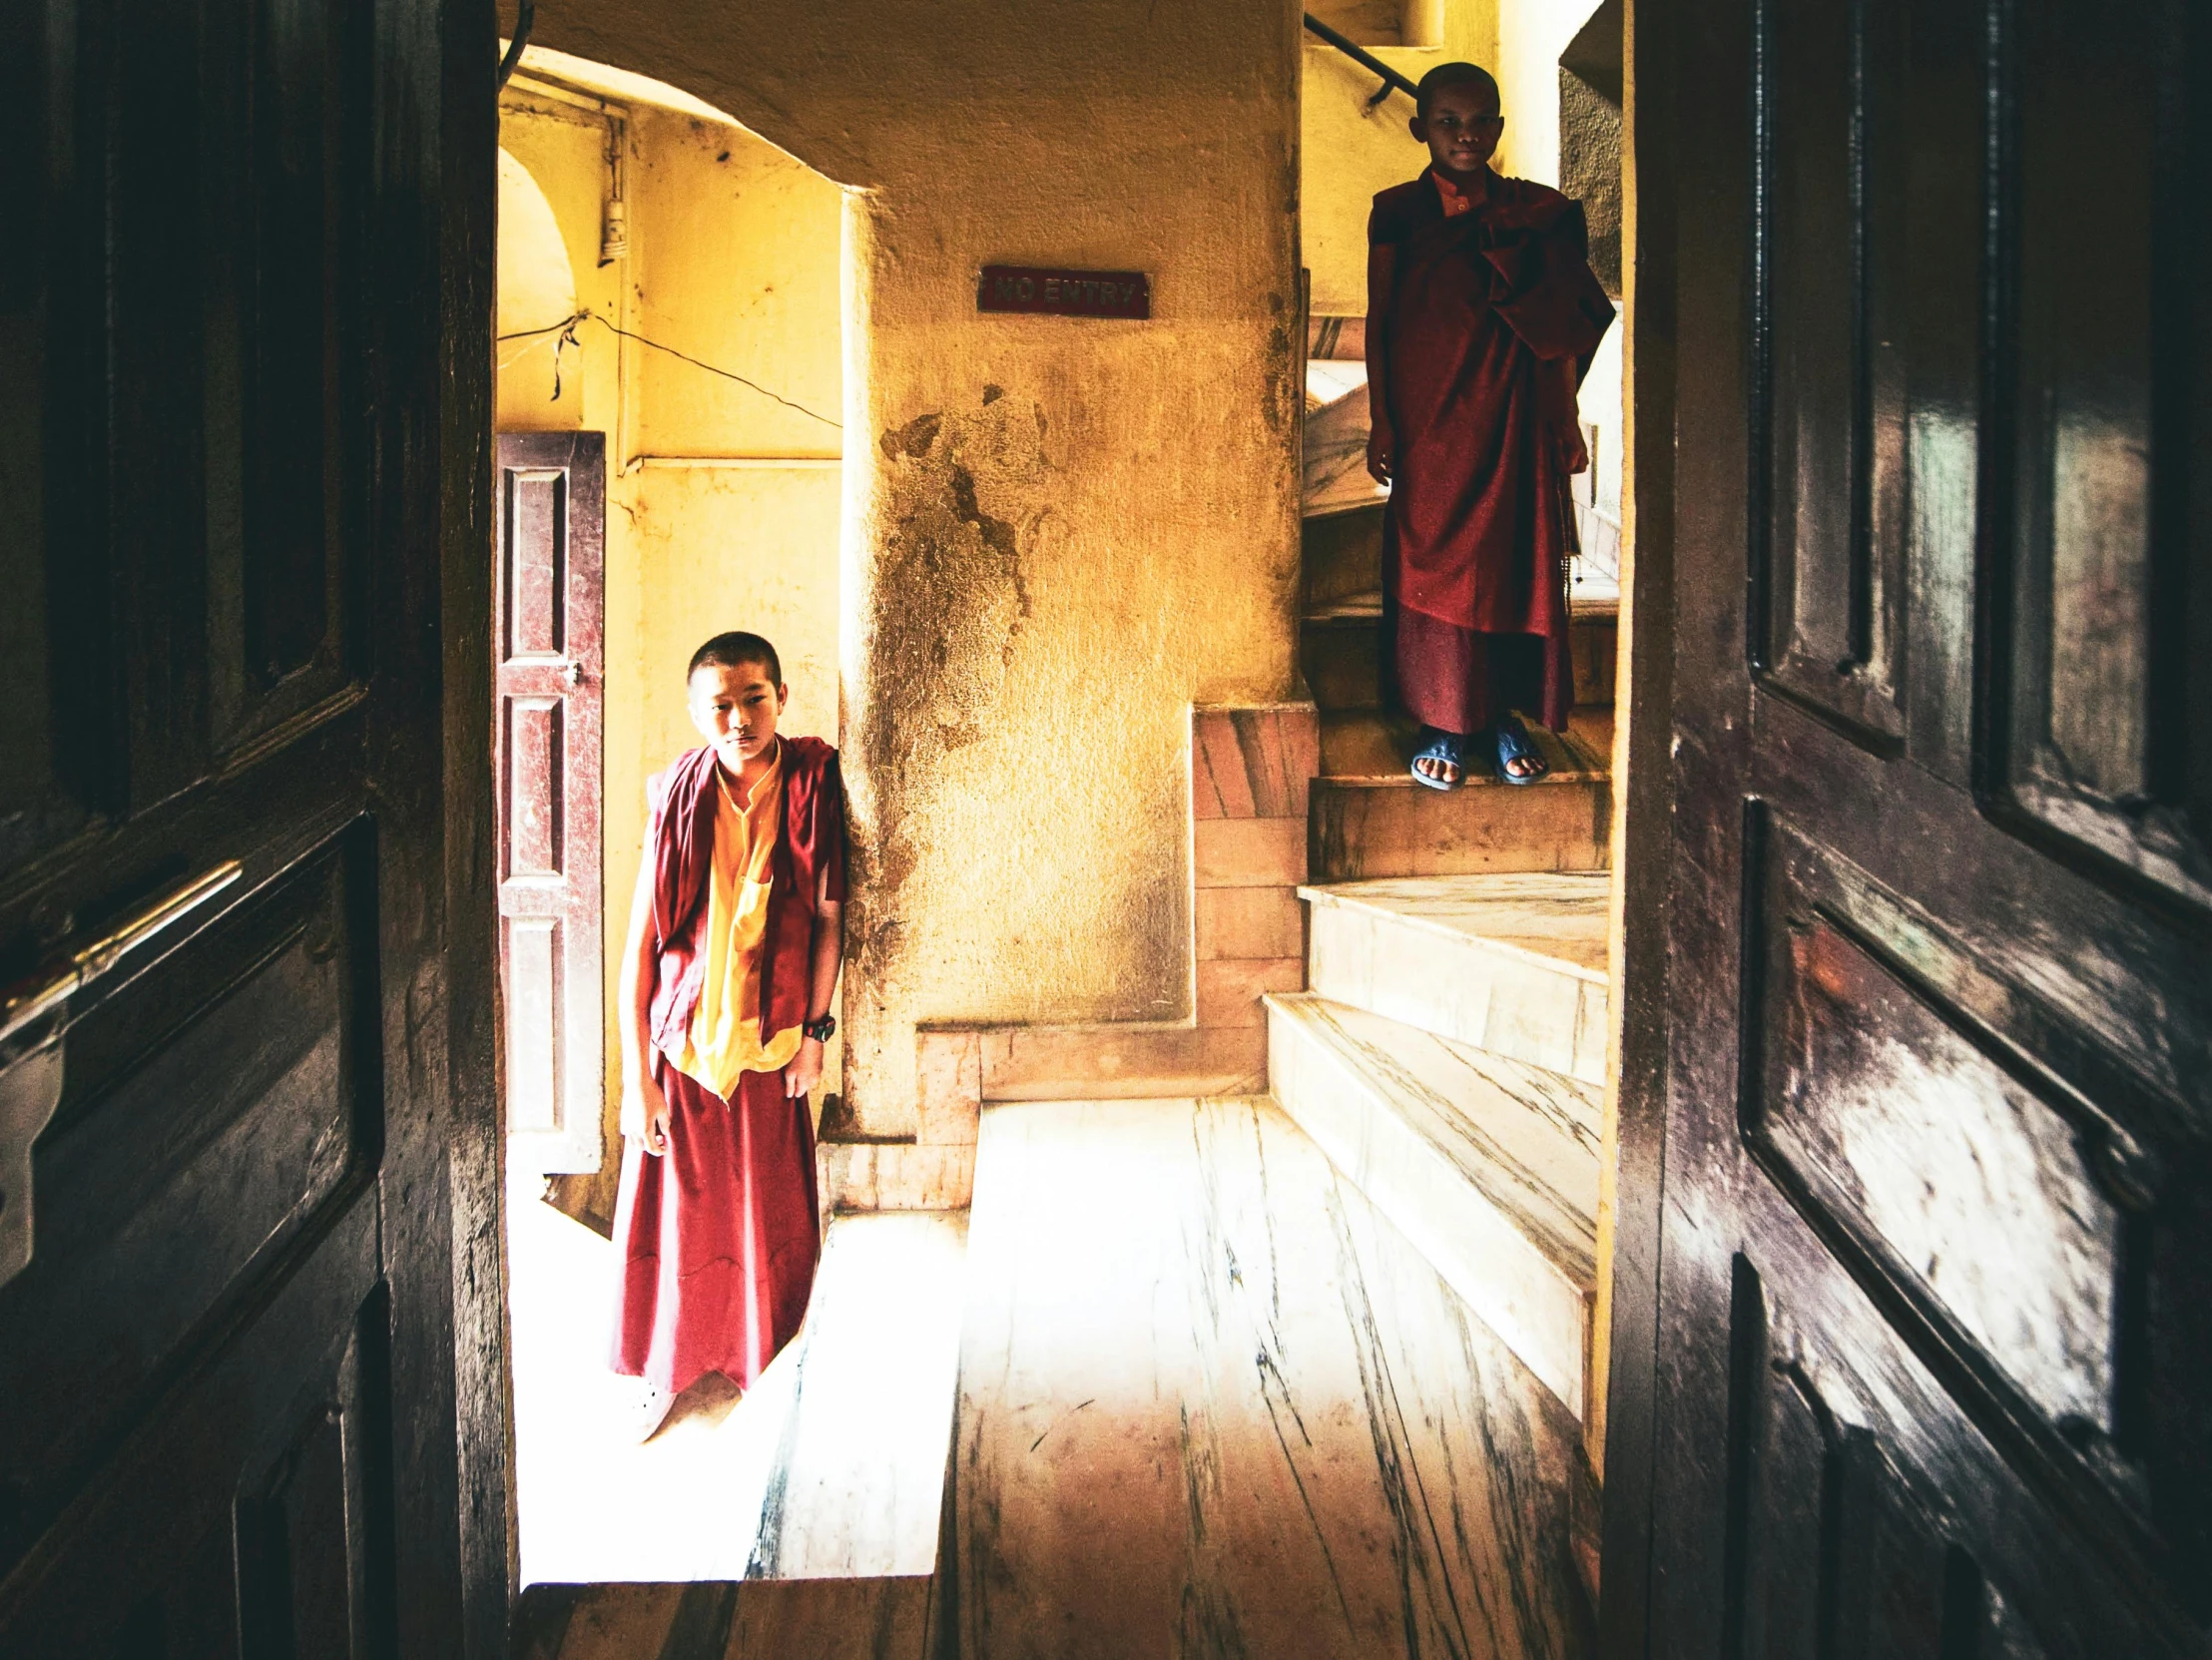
{"left": 1302, "top": 13, "right": 1419, "bottom": 109}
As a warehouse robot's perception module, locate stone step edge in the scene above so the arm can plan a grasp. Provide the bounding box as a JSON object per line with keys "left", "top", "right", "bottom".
{"left": 1265, "top": 992, "right": 1595, "bottom": 1418}
{"left": 1297, "top": 880, "right": 1612, "bottom": 987}
{"left": 1312, "top": 753, "right": 1612, "bottom": 789}
{"left": 1266, "top": 993, "right": 1598, "bottom": 1283}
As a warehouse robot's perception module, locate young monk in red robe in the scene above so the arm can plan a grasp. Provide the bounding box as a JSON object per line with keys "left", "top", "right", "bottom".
{"left": 610, "top": 630, "right": 845, "bottom": 1440}
{"left": 1366, "top": 62, "right": 1614, "bottom": 789}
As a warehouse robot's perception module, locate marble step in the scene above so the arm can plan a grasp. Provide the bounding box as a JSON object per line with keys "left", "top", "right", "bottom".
{"left": 1265, "top": 992, "right": 1601, "bottom": 1419}
{"left": 948, "top": 1097, "right": 1589, "bottom": 1660}
{"left": 1311, "top": 711, "right": 1612, "bottom": 882}
{"left": 1302, "top": 873, "right": 1611, "bottom": 1083}
{"left": 747, "top": 1212, "right": 968, "bottom": 1580}
{"left": 1299, "top": 591, "right": 1620, "bottom": 714}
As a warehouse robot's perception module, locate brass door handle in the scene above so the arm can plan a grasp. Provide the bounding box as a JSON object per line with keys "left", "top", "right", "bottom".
{"left": 0, "top": 860, "right": 243, "bottom": 1289}
{"left": 0, "top": 860, "right": 245, "bottom": 1048}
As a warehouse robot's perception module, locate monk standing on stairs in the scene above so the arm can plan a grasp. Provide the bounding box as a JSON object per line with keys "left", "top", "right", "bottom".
{"left": 609, "top": 630, "right": 846, "bottom": 1440}
{"left": 1366, "top": 62, "right": 1614, "bottom": 791}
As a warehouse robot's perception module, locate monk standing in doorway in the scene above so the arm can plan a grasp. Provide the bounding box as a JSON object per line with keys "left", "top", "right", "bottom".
{"left": 610, "top": 631, "right": 845, "bottom": 1440}
{"left": 1366, "top": 62, "right": 1614, "bottom": 789}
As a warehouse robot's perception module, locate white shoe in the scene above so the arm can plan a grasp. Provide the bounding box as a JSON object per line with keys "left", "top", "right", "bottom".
{"left": 624, "top": 1380, "right": 678, "bottom": 1442}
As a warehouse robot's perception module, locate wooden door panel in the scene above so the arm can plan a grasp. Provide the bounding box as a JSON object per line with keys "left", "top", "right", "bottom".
{"left": 202, "top": 0, "right": 366, "bottom": 759}
{"left": 1717, "top": 1244, "right": 2166, "bottom": 1660}
{"left": 1746, "top": 702, "right": 2208, "bottom": 1120}
{"left": 0, "top": 1195, "right": 391, "bottom": 1659}
{"left": 504, "top": 697, "right": 566, "bottom": 878}
{"left": 0, "top": 833, "right": 376, "bottom": 1572}
{"left": 1989, "top": 0, "right": 2207, "bottom": 913}
{"left": 1629, "top": 0, "right": 2211, "bottom": 1647}
{"left": 495, "top": 434, "right": 604, "bottom": 1175}
{"left": 502, "top": 466, "right": 572, "bottom": 663}
{"left": 1748, "top": 827, "right": 2124, "bottom": 1438}
{"left": 1, "top": 0, "right": 498, "bottom": 1647}
{"left": 1753, "top": 0, "right": 1909, "bottom": 746}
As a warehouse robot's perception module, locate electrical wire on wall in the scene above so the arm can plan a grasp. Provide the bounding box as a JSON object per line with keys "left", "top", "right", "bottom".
{"left": 497, "top": 309, "right": 843, "bottom": 430}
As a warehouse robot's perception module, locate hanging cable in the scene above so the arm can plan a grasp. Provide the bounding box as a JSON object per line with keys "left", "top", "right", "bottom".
{"left": 495, "top": 309, "right": 842, "bottom": 429}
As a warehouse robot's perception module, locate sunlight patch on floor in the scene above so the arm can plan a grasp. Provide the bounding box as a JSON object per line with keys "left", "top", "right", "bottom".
{"left": 507, "top": 1172, "right": 798, "bottom": 1584}
{"left": 506, "top": 1172, "right": 969, "bottom": 1586}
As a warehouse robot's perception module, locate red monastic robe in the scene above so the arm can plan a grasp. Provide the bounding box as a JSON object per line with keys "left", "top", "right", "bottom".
{"left": 611, "top": 736, "right": 846, "bottom": 1395}
{"left": 1373, "top": 169, "right": 1614, "bottom": 734}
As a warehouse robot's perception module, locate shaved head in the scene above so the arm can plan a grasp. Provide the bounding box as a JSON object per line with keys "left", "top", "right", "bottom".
{"left": 1414, "top": 62, "right": 1501, "bottom": 119}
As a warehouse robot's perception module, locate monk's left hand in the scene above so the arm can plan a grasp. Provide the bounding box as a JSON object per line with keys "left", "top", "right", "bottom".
{"left": 785, "top": 1037, "right": 825, "bottom": 1100}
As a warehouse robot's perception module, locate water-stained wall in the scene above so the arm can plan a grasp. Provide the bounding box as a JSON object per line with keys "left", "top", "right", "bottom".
{"left": 526, "top": 1, "right": 1306, "bottom": 1132}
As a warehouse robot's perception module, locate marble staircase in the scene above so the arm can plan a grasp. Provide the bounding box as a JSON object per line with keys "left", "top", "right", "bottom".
{"left": 1264, "top": 873, "right": 1610, "bottom": 1425}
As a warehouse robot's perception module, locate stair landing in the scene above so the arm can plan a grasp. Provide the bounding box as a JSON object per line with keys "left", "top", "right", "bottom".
{"left": 947, "top": 1097, "right": 1587, "bottom": 1660}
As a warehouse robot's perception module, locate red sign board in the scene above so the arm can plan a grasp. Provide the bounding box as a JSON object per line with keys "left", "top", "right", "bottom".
{"left": 977, "top": 266, "right": 1151, "bottom": 319}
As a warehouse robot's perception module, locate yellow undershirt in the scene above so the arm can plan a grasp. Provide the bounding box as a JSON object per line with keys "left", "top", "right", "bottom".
{"left": 669, "top": 743, "right": 804, "bottom": 1099}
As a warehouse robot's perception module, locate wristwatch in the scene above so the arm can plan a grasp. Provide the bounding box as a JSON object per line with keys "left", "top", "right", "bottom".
{"left": 802, "top": 1013, "right": 836, "bottom": 1043}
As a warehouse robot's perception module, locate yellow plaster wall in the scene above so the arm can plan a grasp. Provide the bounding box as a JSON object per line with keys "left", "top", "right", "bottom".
{"left": 628, "top": 110, "right": 844, "bottom": 462}
{"left": 497, "top": 98, "right": 624, "bottom": 433}
{"left": 496, "top": 153, "right": 579, "bottom": 430}
{"left": 528, "top": 1, "right": 1304, "bottom": 1133}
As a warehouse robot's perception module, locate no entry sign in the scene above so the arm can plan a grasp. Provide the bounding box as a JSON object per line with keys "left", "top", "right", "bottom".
{"left": 977, "top": 266, "right": 1151, "bottom": 319}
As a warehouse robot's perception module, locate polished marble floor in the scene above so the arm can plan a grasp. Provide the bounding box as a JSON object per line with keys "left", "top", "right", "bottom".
{"left": 948, "top": 1097, "right": 1590, "bottom": 1660}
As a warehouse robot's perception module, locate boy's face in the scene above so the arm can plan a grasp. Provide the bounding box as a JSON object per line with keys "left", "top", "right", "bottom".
{"left": 688, "top": 660, "right": 788, "bottom": 772}
{"left": 1411, "top": 82, "right": 1503, "bottom": 179}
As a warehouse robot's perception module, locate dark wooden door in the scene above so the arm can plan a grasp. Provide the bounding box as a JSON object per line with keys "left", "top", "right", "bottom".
{"left": 0, "top": 0, "right": 503, "bottom": 1654}
{"left": 495, "top": 432, "right": 604, "bottom": 1177}
{"left": 1618, "top": 0, "right": 2212, "bottom": 1654}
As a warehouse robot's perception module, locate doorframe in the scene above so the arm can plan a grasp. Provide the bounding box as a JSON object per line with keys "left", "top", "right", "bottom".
{"left": 430, "top": 0, "right": 510, "bottom": 1649}
{"left": 1596, "top": 0, "right": 1677, "bottom": 1650}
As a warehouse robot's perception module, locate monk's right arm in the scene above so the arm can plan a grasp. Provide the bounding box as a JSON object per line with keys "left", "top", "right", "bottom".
{"left": 617, "top": 843, "right": 669, "bottom": 1154}
{"left": 1365, "top": 242, "right": 1396, "bottom": 484}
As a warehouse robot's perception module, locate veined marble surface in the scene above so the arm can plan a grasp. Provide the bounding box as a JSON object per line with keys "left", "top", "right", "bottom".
{"left": 950, "top": 1097, "right": 1589, "bottom": 1660}
{"left": 1305, "top": 874, "right": 1612, "bottom": 974}
{"left": 1266, "top": 994, "right": 1601, "bottom": 1418}
{"left": 1301, "top": 874, "right": 1611, "bottom": 1082}
{"left": 750, "top": 1213, "right": 969, "bottom": 1579}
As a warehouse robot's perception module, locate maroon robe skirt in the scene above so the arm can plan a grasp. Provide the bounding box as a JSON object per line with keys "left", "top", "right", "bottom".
{"left": 610, "top": 1062, "right": 820, "bottom": 1395}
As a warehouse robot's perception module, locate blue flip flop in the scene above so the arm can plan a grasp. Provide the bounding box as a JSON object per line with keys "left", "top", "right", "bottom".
{"left": 1493, "top": 713, "right": 1550, "bottom": 786}
{"left": 1409, "top": 727, "right": 1466, "bottom": 792}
